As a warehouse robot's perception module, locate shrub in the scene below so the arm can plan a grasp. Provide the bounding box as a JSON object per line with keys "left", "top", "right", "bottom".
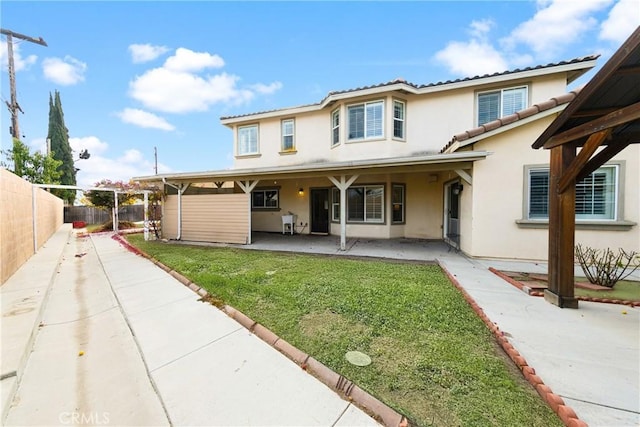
{"left": 575, "top": 244, "right": 640, "bottom": 288}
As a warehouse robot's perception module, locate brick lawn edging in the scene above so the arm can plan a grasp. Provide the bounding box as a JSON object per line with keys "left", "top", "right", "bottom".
{"left": 438, "top": 261, "right": 587, "bottom": 427}
{"left": 489, "top": 267, "right": 640, "bottom": 307}
{"left": 110, "top": 233, "right": 409, "bottom": 427}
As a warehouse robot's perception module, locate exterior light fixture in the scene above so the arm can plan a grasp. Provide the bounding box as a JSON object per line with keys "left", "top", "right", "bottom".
{"left": 298, "top": 187, "right": 304, "bottom": 195}
{"left": 452, "top": 183, "right": 463, "bottom": 195}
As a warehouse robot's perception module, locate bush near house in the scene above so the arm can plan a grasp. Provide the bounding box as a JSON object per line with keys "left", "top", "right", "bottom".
{"left": 575, "top": 244, "right": 640, "bottom": 288}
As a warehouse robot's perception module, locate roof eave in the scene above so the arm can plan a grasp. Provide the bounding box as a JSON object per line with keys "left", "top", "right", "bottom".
{"left": 133, "top": 151, "right": 489, "bottom": 184}
{"left": 455, "top": 105, "right": 567, "bottom": 149}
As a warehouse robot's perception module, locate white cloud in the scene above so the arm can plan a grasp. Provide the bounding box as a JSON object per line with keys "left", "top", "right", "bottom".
{"left": 116, "top": 108, "right": 175, "bottom": 131}
{"left": 129, "top": 43, "right": 170, "bottom": 63}
{"left": 250, "top": 81, "right": 284, "bottom": 95}
{"left": 68, "top": 138, "right": 171, "bottom": 188}
{"left": 128, "top": 47, "right": 281, "bottom": 113}
{"left": 503, "top": 0, "right": 612, "bottom": 59}
{"left": 130, "top": 68, "right": 254, "bottom": 113}
{"left": 42, "top": 56, "right": 87, "bottom": 85}
{"left": 120, "top": 149, "right": 144, "bottom": 163}
{"left": 599, "top": 0, "right": 638, "bottom": 44}
{"left": 0, "top": 43, "right": 37, "bottom": 71}
{"left": 163, "top": 47, "right": 224, "bottom": 72}
{"left": 70, "top": 136, "right": 109, "bottom": 155}
{"left": 434, "top": 20, "right": 508, "bottom": 77}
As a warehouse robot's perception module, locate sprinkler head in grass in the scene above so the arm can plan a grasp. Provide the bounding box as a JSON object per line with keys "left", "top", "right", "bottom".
{"left": 345, "top": 351, "right": 371, "bottom": 367}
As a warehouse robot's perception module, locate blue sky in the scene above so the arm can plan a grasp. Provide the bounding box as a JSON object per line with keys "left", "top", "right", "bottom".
{"left": 1, "top": 1, "right": 637, "bottom": 187}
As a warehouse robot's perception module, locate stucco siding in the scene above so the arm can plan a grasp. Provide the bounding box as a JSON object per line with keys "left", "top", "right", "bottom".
{"left": 467, "top": 118, "right": 639, "bottom": 260}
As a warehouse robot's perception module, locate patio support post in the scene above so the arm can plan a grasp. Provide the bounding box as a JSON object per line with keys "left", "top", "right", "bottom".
{"left": 328, "top": 174, "right": 358, "bottom": 250}
{"left": 237, "top": 180, "right": 260, "bottom": 244}
{"left": 113, "top": 191, "right": 119, "bottom": 233}
{"left": 545, "top": 144, "right": 578, "bottom": 308}
{"left": 143, "top": 191, "right": 149, "bottom": 241}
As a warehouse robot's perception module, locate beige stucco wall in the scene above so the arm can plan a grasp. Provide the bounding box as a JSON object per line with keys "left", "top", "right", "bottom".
{"left": 231, "top": 74, "right": 570, "bottom": 170}
{"left": 250, "top": 172, "right": 447, "bottom": 240}
{"left": 163, "top": 193, "right": 249, "bottom": 244}
{"left": 1, "top": 168, "right": 63, "bottom": 284}
{"left": 464, "top": 118, "right": 639, "bottom": 260}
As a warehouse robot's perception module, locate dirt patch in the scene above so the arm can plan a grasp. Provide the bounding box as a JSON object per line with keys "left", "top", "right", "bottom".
{"left": 300, "top": 310, "right": 370, "bottom": 339}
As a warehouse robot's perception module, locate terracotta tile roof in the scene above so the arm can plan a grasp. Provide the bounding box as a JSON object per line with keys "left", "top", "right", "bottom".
{"left": 439, "top": 90, "right": 580, "bottom": 153}
{"left": 220, "top": 56, "right": 597, "bottom": 121}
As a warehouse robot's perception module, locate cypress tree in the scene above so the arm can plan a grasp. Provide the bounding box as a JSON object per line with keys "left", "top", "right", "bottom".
{"left": 47, "top": 91, "right": 76, "bottom": 204}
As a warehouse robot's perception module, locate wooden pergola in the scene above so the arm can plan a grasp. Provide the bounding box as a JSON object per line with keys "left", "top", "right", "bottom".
{"left": 532, "top": 27, "right": 640, "bottom": 308}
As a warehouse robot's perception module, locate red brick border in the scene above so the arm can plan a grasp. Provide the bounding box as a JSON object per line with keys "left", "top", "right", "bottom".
{"left": 439, "top": 261, "right": 586, "bottom": 427}
{"left": 110, "top": 233, "right": 409, "bottom": 427}
{"left": 489, "top": 267, "right": 640, "bottom": 307}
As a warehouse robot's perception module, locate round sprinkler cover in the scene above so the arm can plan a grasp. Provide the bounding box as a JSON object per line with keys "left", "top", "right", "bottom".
{"left": 345, "top": 351, "right": 372, "bottom": 367}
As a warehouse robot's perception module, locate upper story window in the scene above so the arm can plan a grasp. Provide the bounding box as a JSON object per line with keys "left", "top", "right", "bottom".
{"left": 237, "top": 124, "right": 259, "bottom": 155}
{"left": 527, "top": 165, "right": 619, "bottom": 221}
{"left": 331, "top": 109, "right": 340, "bottom": 146}
{"left": 478, "top": 86, "right": 528, "bottom": 126}
{"left": 281, "top": 119, "right": 295, "bottom": 151}
{"left": 393, "top": 100, "right": 405, "bottom": 139}
{"left": 348, "top": 100, "right": 383, "bottom": 141}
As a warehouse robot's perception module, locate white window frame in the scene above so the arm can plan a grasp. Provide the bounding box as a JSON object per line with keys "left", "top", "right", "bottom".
{"left": 393, "top": 100, "right": 405, "bottom": 140}
{"left": 331, "top": 188, "right": 340, "bottom": 221}
{"left": 332, "top": 185, "right": 384, "bottom": 223}
{"left": 391, "top": 184, "right": 405, "bottom": 223}
{"left": 525, "top": 164, "right": 619, "bottom": 221}
{"left": 237, "top": 124, "right": 259, "bottom": 156}
{"left": 331, "top": 108, "right": 340, "bottom": 146}
{"left": 477, "top": 85, "right": 528, "bottom": 126}
{"left": 281, "top": 119, "right": 295, "bottom": 152}
{"left": 251, "top": 188, "right": 279, "bottom": 210}
{"left": 347, "top": 100, "right": 384, "bottom": 141}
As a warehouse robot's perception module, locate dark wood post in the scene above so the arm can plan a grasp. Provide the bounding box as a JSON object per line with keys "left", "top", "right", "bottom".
{"left": 545, "top": 144, "right": 578, "bottom": 308}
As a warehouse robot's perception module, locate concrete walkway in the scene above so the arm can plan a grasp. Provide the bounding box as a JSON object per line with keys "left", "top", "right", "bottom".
{"left": 2, "top": 226, "right": 379, "bottom": 426}
{"left": 2, "top": 227, "right": 638, "bottom": 426}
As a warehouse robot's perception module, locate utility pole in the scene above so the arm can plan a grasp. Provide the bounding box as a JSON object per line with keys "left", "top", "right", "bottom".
{"left": 1, "top": 28, "right": 47, "bottom": 139}
{"left": 154, "top": 146, "right": 158, "bottom": 174}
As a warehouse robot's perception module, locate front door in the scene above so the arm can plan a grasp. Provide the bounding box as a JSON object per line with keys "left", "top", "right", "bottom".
{"left": 310, "top": 189, "right": 329, "bottom": 234}
{"left": 445, "top": 181, "right": 461, "bottom": 248}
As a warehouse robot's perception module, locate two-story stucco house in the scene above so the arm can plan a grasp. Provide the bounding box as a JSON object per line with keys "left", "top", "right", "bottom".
{"left": 134, "top": 55, "right": 639, "bottom": 260}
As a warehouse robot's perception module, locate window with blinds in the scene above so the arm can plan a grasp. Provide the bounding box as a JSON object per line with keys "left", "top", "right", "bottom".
{"left": 237, "top": 125, "right": 259, "bottom": 155}
{"left": 348, "top": 100, "right": 384, "bottom": 141}
{"left": 527, "top": 165, "right": 618, "bottom": 220}
{"left": 393, "top": 100, "right": 405, "bottom": 139}
{"left": 478, "top": 86, "right": 527, "bottom": 126}
{"left": 331, "top": 109, "right": 340, "bottom": 146}
{"left": 334, "top": 185, "right": 385, "bottom": 223}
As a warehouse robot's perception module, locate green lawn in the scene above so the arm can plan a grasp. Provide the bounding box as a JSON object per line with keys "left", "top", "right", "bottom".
{"left": 576, "top": 279, "right": 640, "bottom": 301}
{"left": 126, "top": 235, "right": 561, "bottom": 427}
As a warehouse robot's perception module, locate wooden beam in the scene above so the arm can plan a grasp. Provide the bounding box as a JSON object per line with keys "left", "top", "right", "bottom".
{"left": 543, "top": 101, "right": 640, "bottom": 149}
{"left": 545, "top": 144, "right": 578, "bottom": 309}
{"left": 576, "top": 141, "right": 630, "bottom": 182}
{"left": 454, "top": 169, "right": 472, "bottom": 185}
{"left": 557, "top": 129, "right": 610, "bottom": 193}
